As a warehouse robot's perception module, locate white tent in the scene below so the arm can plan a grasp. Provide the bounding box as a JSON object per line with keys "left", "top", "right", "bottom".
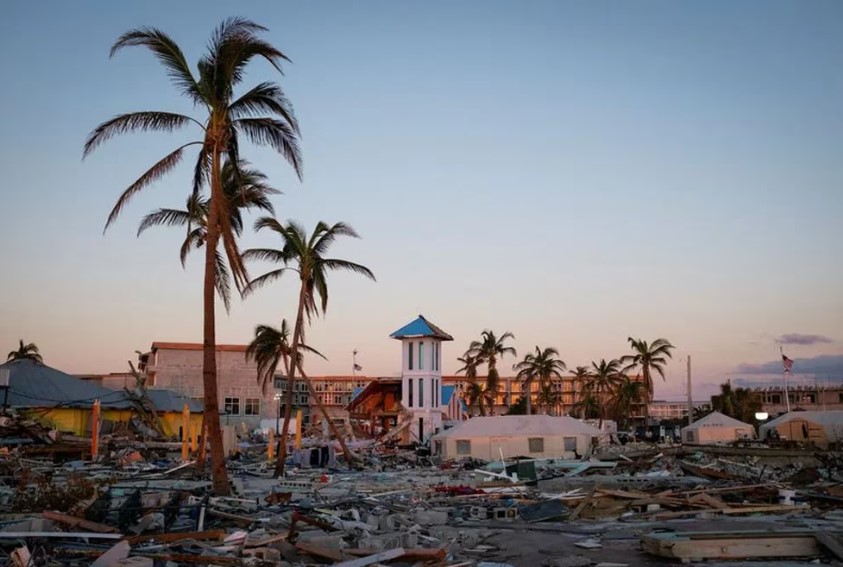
{"left": 432, "top": 415, "right": 603, "bottom": 460}
{"left": 680, "top": 411, "right": 755, "bottom": 445}
{"left": 759, "top": 410, "right": 843, "bottom": 448}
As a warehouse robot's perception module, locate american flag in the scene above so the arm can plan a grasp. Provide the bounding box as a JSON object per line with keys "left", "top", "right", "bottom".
{"left": 782, "top": 354, "right": 794, "bottom": 373}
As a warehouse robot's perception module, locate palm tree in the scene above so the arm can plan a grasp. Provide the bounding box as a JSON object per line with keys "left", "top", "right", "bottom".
{"left": 469, "top": 331, "right": 516, "bottom": 416}
{"left": 246, "top": 320, "right": 326, "bottom": 394}
{"left": 84, "top": 19, "right": 302, "bottom": 495}
{"left": 587, "top": 358, "right": 623, "bottom": 429}
{"left": 456, "top": 352, "right": 482, "bottom": 416}
{"left": 463, "top": 381, "right": 487, "bottom": 417}
{"left": 537, "top": 381, "right": 563, "bottom": 416}
{"left": 7, "top": 340, "right": 43, "bottom": 364}
{"left": 244, "top": 219, "right": 375, "bottom": 475}
{"left": 569, "top": 366, "right": 590, "bottom": 415}
{"left": 572, "top": 389, "right": 600, "bottom": 421}
{"left": 621, "top": 338, "right": 675, "bottom": 421}
{"left": 138, "top": 160, "right": 279, "bottom": 311}
{"left": 611, "top": 375, "right": 645, "bottom": 430}
{"left": 513, "top": 346, "right": 567, "bottom": 416}
{"left": 711, "top": 382, "right": 762, "bottom": 424}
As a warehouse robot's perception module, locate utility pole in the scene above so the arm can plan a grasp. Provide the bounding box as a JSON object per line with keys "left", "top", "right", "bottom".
{"left": 687, "top": 355, "right": 693, "bottom": 427}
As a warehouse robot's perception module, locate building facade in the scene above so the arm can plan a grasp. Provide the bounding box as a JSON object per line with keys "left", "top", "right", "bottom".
{"left": 757, "top": 385, "right": 843, "bottom": 416}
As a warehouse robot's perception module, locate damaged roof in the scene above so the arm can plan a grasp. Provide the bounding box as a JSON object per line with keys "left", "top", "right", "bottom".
{"left": 0, "top": 359, "right": 133, "bottom": 409}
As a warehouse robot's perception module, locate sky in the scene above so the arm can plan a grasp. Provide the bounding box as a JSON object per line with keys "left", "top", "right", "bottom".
{"left": 1, "top": 1, "right": 842, "bottom": 401}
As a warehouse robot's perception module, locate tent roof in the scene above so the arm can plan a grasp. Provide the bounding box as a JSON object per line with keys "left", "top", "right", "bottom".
{"left": 682, "top": 411, "right": 754, "bottom": 432}
{"left": 390, "top": 315, "right": 453, "bottom": 341}
{"left": 144, "top": 389, "right": 203, "bottom": 413}
{"left": 760, "top": 410, "right": 843, "bottom": 432}
{"left": 0, "top": 359, "right": 133, "bottom": 409}
{"left": 434, "top": 415, "right": 602, "bottom": 439}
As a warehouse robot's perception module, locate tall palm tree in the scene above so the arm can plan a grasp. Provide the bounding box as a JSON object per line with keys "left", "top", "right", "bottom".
{"left": 469, "top": 330, "right": 516, "bottom": 416}
{"left": 621, "top": 338, "right": 675, "bottom": 421}
{"left": 138, "top": 160, "right": 279, "bottom": 311}
{"left": 712, "top": 382, "right": 762, "bottom": 424}
{"left": 244, "top": 219, "right": 375, "bottom": 475}
{"left": 7, "top": 340, "right": 43, "bottom": 364}
{"left": 569, "top": 366, "right": 591, "bottom": 415}
{"left": 246, "top": 320, "right": 326, "bottom": 394}
{"left": 84, "top": 19, "right": 302, "bottom": 495}
{"left": 587, "top": 358, "right": 623, "bottom": 429}
{"left": 513, "top": 346, "right": 567, "bottom": 416}
{"left": 611, "top": 375, "right": 645, "bottom": 430}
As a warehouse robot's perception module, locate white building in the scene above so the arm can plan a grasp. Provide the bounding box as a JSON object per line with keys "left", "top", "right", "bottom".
{"left": 390, "top": 315, "right": 453, "bottom": 443}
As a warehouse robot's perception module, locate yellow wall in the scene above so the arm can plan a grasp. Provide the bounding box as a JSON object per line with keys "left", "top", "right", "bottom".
{"left": 22, "top": 407, "right": 203, "bottom": 439}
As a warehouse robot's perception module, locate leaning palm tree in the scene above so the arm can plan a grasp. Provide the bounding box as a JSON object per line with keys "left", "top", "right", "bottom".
{"left": 7, "top": 340, "right": 43, "bottom": 364}
{"left": 621, "top": 338, "right": 675, "bottom": 421}
{"left": 513, "top": 346, "right": 567, "bottom": 416}
{"left": 244, "top": 219, "right": 375, "bottom": 475}
{"left": 469, "top": 331, "right": 516, "bottom": 416}
{"left": 138, "top": 160, "right": 279, "bottom": 311}
{"left": 456, "top": 352, "right": 482, "bottom": 415}
{"left": 587, "top": 358, "right": 624, "bottom": 429}
{"left": 84, "top": 19, "right": 302, "bottom": 494}
{"left": 610, "top": 376, "right": 645, "bottom": 430}
{"left": 246, "top": 320, "right": 326, "bottom": 394}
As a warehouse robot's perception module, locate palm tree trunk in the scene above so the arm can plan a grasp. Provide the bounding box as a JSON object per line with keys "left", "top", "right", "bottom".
{"left": 274, "top": 282, "right": 308, "bottom": 477}
{"left": 643, "top": 365, "right": 651, "bottom": 423}
{"left": 297, "top": 363, "right": 357, "bottom": 467}
{"left": 202, "top": 148, "right": 230, "bottom": 495}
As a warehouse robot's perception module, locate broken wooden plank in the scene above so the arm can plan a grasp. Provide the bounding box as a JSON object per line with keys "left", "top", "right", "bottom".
{"left": 0, "top": 532, "right": 123, "bottom": 540}
{"left": 42, "top": 510, "right": 120, "bottom": 533}
{"left": 641, "top": 530, "right": 821, "bottom": 562}
{"left": 294, "top": 541, "right": 346, "bottom": 562}
{"left": 815, "top": 532, "right": 843, "bottom": 561}
{"left": 345, "top": 548, "right": 446, "bottom": 562}
{"left": 136, "top": 554, "right": 246, "bottom": 565}
{"left": 568, "top": 487, "right": 596, "bottom": 521}
{"left": 125, "top": 529, "right": 225, "bottom": 545}
{"left": 333, "top": 548, "right": 405, "bottom": 567}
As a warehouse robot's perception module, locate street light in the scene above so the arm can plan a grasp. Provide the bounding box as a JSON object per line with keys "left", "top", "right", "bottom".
{"left": 755, "top": 412, "right": 769, "bottom": 421}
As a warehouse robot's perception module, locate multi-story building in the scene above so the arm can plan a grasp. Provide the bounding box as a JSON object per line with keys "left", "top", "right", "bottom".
{"left": 756, "top": 384, "right": 843, "bottom": 416}
{"left": 649, "top": 400, "right": 711, "bottom": 421}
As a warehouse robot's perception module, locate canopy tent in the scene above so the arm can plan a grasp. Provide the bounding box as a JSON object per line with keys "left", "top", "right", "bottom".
{"left": 432, "top": 415, "right": 603, "bottom": 460}
{"left": 680, "top": 411, "right": 755, "bottom": 444}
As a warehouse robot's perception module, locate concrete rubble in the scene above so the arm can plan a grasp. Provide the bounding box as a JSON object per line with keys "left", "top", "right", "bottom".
{"left": 1, "top": 416, "right": 843, "bottom": 566}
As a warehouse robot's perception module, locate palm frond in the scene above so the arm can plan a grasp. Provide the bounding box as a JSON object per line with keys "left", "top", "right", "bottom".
{"left": 104, "top": 144, "right": 194, "bottom": 230}
{"left": 137, "top": 208, "right": 192, "bottom": 236}
{"left": 242, "top": 248, "right": 287, "bottom": 264}
{"left": 235, "top": 118, "right": 302, "bottom": 180}
{"left": 84, "top": 113, "right": 199, "bottom": 157}
{"left": 110, "top": 28, "right": 203, "bottom": 104}
{"left": 319, "top": 259, "right": 376, "bottom": 281}
{"left": 215, "top": 249, "right": 233, "bottom": 312}
{"left": 228, "top": 82, "right": 299, "bottom": 133}
{"left": 244, "top": 268, "right": 287, "bottom": 295}
{"left": 179, "top": 228, "right": 204, "bottom": 267}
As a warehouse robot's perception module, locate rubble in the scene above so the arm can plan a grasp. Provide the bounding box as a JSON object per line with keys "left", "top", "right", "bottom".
{"left": 2, "top": 425, "right": 843, "bottom": 566}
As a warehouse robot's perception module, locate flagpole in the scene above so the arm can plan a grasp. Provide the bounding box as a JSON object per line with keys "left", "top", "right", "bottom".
{"left": 352, "top": 350, "right": 357, "bottom": 378}
{"left": 781, "top": 345, "right": 791, "bottom": 414}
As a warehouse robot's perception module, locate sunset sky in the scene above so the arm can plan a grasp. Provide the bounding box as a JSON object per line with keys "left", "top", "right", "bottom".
{"left": 1, "top": 1, "right": 841, "bottom": 400}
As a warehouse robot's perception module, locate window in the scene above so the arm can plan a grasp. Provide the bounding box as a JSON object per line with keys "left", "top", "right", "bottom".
{"left": 408, "top": 378, "right": 414, "bottom": 407}
{"left": 244, "top": 398, "right": 260, "bottom": 416}
{"left": 434, "top": 342, "right": 439, "bottom": 370}
{"left": 563, "top": 437, "right": 577, "bottom": 452}
{"left": 528, "top": 437, "right": 545, "bottom": 453}
{"left": 408, "top": 342, "right": 414, "bottom": 370}
{"left": 419, "top": 342, "right": 425, "bottom": 370}
{"left": 223, "top": 397, "right": 241, "bottom": 415}
{"left": 685, "top": 431, "right": 694, "bottom": 443}
{"left": 419, "top": 378, "right": 424, "bottom": 406}
{"left": 456, "top": 440, "right": 471, "bottom": 455}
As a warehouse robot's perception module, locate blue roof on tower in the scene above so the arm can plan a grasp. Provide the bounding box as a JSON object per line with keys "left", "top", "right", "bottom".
{"left": 390, "top": 315, "right": 453, "bottom": 341}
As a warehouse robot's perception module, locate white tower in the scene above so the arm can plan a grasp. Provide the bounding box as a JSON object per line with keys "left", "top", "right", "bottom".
{"left": 390, "top": 315, "right": 453, "bottom": 443}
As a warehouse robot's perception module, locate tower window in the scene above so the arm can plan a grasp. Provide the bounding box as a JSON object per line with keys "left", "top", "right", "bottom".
{"left": 408, "top": 342, "right": 414, "bottom": 370}
{"left": 419, "top": 342, "right": 424, "bottom": 370}
{"left": 419, "top": 378, "right": 424, "bottom": 407}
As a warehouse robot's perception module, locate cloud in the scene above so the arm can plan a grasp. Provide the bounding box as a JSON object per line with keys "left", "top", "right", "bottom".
{"left": 736, "top": 354, "right": 843, "bottom": 375}
{"left": 776, "top": 333, "right": 833, "bottom": 345}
